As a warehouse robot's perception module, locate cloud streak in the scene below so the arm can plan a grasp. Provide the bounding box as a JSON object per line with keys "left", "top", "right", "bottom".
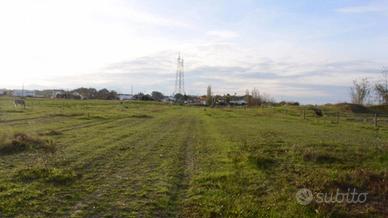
{"left": 337, "top": 1, "right": 388, "bottom": 14}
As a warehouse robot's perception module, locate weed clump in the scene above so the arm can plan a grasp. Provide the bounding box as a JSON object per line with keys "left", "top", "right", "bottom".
{"left": 0, "top": 133, "right": 56, "bottom": 155}
{"left": 16, "top": 167, "right": 77, "bottom": 185}
{"left": 51, "top": 113, "right": 83, "bottom": 117}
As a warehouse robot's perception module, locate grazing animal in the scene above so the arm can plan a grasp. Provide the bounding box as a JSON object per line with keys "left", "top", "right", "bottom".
{"left": 312, "top": 107, "right": 323, "bottom": 117}
{"left": 14, "top": 99, "right": 26, "bottom": 109}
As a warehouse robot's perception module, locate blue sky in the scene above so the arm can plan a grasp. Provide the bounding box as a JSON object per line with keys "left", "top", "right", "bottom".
{"left": 0, "top": 0, "right": 388, "bottom": 103}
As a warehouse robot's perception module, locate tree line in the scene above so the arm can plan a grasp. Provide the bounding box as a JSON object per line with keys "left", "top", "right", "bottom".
{"left": 57, "top": 88, "right": 119, "bottom": 100}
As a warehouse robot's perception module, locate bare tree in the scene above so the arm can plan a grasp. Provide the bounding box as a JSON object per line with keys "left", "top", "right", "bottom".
{"left": 261, "top": 93, "right": 274, "bottom": 105}
{"left": 251, "top": 88, "right": 263, "bottom": 106}
{"left": 245, "top": 89, "right": 253, "bottom": 106}
{"left": 350, "top": 78, "right": 371, "bottom": 105}
{"left": 375, "top": 68, "right": 388, "bottom": 104}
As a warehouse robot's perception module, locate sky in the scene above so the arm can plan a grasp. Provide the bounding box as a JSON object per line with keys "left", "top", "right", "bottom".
{"left": 0, "top": 0, "right": 388, "bottom": 104}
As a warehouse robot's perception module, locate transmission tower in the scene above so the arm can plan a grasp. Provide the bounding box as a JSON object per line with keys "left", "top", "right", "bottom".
{"left": 174, "top": 53, "right": 185, "bottom": 95}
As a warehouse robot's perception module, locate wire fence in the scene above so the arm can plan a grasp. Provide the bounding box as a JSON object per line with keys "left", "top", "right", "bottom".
{"left": 282, "top": 107, "right": 388, "bottom": 127}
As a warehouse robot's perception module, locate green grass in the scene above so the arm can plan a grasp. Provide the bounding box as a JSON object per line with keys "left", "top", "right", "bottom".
{"left": 0, "top": 97, "right": 387, "bottom": 217}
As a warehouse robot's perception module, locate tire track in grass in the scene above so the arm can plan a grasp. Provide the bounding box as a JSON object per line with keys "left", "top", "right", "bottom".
{"left": 113, "top": 113, "right": 198, "bottom": 217}
{"left": 0, "top": 115, "right": 61, "bottom": 124}
{"left": 177, "top": 111, "right": 249, "bottom": 217}
{"left": 9, "top": 113, "right": 176, "bottom": 217}
{"left": 68, "top": 112, "right": 197, "bottom": 217}
{"left": 56, "top": 114, "right": 138, "bottom": 133}
{"left": 0, "top": 117, "right": 145, "bottom": 171}
{"left": 165, "top": 114, "right": 198, "bottom": 217}
{"left": 65, "top": 113, "right": 186, "bottom": 217}
{"left": 1, "top": 113, "right": 119, "bottom": 135}
{"left": 2, "top": 107, "right": 197, "bottom": 217}
{"left": 53, "top": 116, "right": 157, "bottom": 169}
{"left": 119, "top": 115, "right": 193, "bottom": 217}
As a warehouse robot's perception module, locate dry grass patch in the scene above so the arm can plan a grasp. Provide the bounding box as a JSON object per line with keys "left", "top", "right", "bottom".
{"left": 0, "top": 133, "right": 56, "bottom": 155}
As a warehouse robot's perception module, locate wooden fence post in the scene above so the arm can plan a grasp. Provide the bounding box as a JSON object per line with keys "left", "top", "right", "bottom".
{"left": 336, "top": 112, "right": 339, "bottom": 124}
{"left": 303, "top": 109, "right": 306, "bottom": 120}
{"left": 374, "top": 113, "right": 378, "bottom": 127}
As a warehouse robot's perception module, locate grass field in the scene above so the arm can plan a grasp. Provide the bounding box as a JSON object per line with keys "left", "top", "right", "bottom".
{"left": 0, "top": 97, "right": 387, "bottom": 217}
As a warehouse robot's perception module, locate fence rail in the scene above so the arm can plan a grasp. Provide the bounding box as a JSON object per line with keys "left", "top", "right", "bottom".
{"left": 262, "top": 106, "right": 388, "bottom": 128}
{"left": 299, "top": 108, "right": 388, "bottom": 127}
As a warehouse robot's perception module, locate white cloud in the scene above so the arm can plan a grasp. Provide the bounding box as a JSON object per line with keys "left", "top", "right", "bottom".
{"left": 206, "top": 30, "right": 239, "bottom": 39}
{"left": 337, "top": 2, "right": 388, "bottom": 14}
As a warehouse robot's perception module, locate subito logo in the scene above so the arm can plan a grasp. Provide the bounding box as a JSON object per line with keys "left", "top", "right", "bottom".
{"left": 296, "top": 188, "right": 313, "bottom": 205}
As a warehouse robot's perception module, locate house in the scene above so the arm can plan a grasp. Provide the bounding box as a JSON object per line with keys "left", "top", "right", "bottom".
{"left": 199, "top": 96, "right": 207, "bottom": 105}
{"left": 0, "top": 89, "right": 5, "bottom": 96}
{"left": 51, "top": 90, "right": 65, "bottom": 98}
{"left": 118, "top": 94, "right": 134, "bottom": 101}
{"left": 12, "top": 89, "right": 35, "bottom": 97}
{"left": 162, "top": 96, "right": 175, "bottom": 103}
{"left": 229, "top": 99, "right": 247, "bottom": 105}
{"left": 71, "top": 91, "right": 84, "bottom": 100}
{"left": 186, "top": 96, "right": 207, "bottom": 105}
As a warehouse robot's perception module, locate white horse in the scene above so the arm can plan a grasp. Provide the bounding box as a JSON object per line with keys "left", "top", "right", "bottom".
{"left": 14, "top": 99, "right": 26, "bottom": 109}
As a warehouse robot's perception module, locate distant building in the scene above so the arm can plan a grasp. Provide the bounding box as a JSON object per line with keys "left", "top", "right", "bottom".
{"left": 71, "top": 91, "right": 84, "bottom": 100}
{"left": 118, "top": 94, "right": 134, "bottom": 101}
{"left": 229, "top": 99, "right": 247, "bottom": 105}
{"left": 186, "top": 96, "right": 206, "bottom": 105}
{"left": 0, "top": 89, "right": 5, "bottom": 95}
{"left": 51, "top": 90, "right": 65, "bottom": 98}
{"left": 13, "top": 89, "right": 35, "bottom": 97}
{"left": 162, "top": 96, "right": 175, "bottom": 103}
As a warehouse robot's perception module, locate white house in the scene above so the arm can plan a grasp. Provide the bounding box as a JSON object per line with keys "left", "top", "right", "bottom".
{"left": 118, "top": 94, "right": 134, "bottom": 100}
{"left": 230, "top": 99, "right": 247, "bottom": 105}
{"left": 13, "top": 89, "right": 35, "bottom": 97}
{"left": 71, "top": 91, "right": 85, "bottom": 100}
{"left": 51, "top": 90, "right": 65, "bottom": 98}
{"left": 162, "top": 96, "right": 175, "bottom": 103}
